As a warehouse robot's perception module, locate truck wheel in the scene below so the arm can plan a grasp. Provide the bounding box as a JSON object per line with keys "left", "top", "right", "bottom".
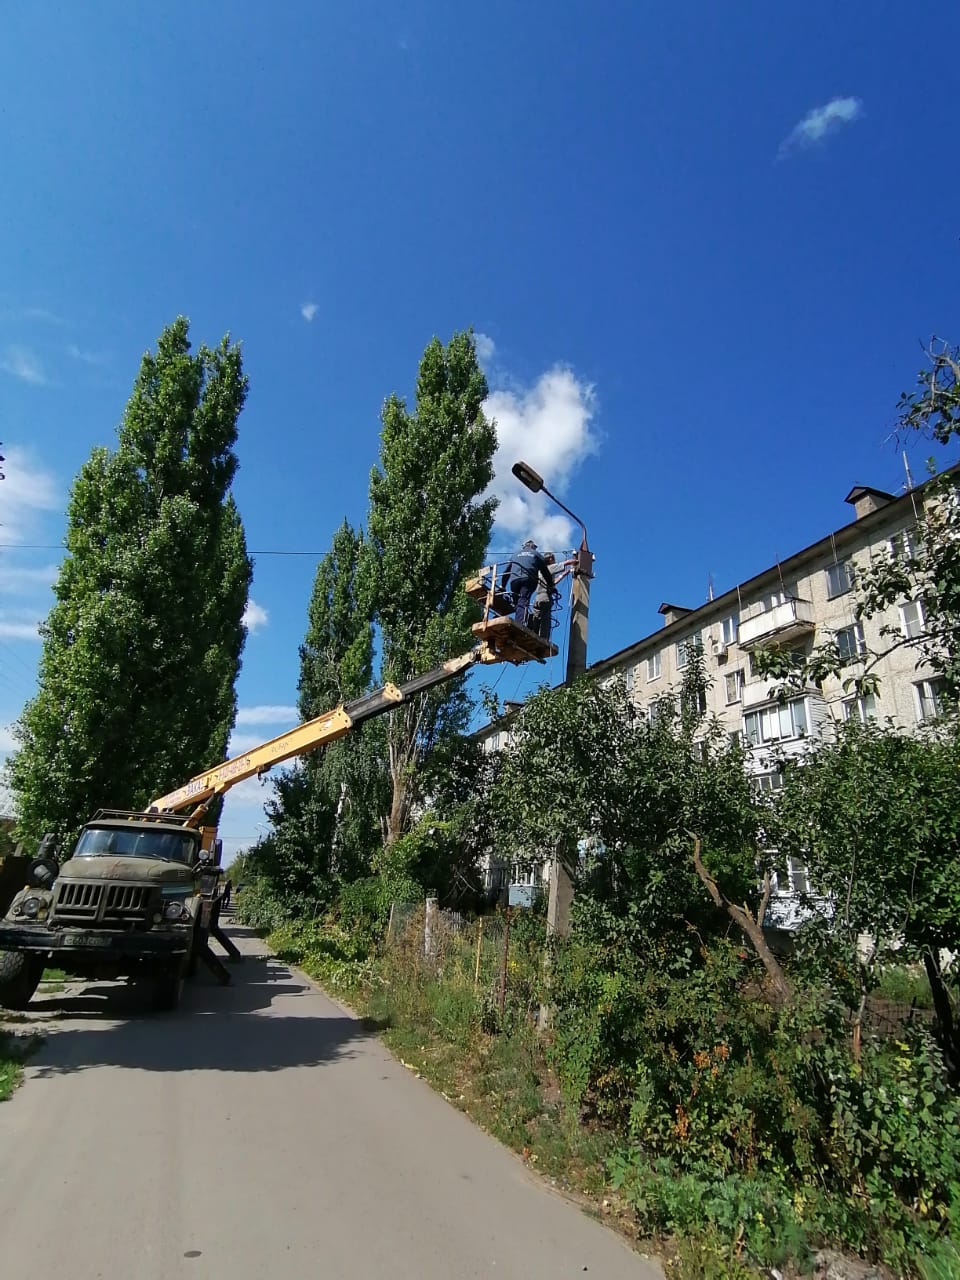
{"left": 0, "top": 950, "right": 42, "bottom": 1010}
{"left": 152, "top": 962, "right": 185, "bottom": 1012}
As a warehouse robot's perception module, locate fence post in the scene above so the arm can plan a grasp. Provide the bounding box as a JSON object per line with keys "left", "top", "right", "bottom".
{"left": 498, "top": 906, "right": 512, "bottom": 1018}
{"left": 424, "top": 895, "right": 438, "bottom": 959}
{"left": 474, "top": 917, "right": 484, "bottom": 989}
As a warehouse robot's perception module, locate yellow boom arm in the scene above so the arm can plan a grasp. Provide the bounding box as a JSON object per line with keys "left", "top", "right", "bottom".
{"left": 149, "top": 602, "right": 557, "bottom": 823}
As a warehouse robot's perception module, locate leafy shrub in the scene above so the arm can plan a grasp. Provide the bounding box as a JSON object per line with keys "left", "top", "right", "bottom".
{"left": 875, "top": 965, "right": 935, "bottom": 1009}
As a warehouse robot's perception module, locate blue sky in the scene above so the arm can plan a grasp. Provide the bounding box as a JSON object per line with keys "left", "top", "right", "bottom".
{"left": 2, "top": 2, "right": 958, "bottom": 858}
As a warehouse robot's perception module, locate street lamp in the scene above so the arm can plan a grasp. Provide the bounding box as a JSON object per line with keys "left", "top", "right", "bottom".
{"left": 511, "top": 460, "right": 594, "bottom": 683}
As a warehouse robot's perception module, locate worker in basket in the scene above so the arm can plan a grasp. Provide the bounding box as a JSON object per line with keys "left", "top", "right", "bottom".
{"left": 531, "top": 552, "right": 563, "bottom": 641}
{"left": 507, "top": 539, "right": 555, "bottom": 632}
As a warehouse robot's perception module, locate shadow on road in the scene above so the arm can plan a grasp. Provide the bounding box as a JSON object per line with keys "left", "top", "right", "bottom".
{"left": 26, "top": 947, "right": 382, "bottom": 1078}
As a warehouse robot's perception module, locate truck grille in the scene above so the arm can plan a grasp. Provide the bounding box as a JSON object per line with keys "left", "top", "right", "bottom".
{"left": 53, "top": 881, "right": 152, "bottom": 925}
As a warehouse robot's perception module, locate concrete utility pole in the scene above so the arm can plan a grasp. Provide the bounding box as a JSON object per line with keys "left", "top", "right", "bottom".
{"left": 511, "top": 463, "right": 594, "bottom": 942}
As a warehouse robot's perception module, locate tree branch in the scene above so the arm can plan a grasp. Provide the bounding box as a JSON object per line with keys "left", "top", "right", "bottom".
{"left": 690, "top": 832, "right": 793, "bottom": 1006}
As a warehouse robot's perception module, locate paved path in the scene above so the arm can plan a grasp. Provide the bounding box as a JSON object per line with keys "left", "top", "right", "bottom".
{"left": 0, "top": 927, "right": 661, "bottom": 1280}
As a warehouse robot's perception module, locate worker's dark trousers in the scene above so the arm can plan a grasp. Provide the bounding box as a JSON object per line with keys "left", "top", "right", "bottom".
{"left": 532, "top": 604, "right": 552, "bottom": 639}
{"left": 510, "top": 578, "right": 534, "bottom": 627}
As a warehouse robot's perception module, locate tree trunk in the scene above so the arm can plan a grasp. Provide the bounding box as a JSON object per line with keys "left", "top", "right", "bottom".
{"left": 385, "top": 769, "right": 411, "bottom": 846}
{"left": 691, "top": 833, "right": 794, "bottom": 1006}
{"left": 923, "top": 948, "right": 960, "bottom": 1086}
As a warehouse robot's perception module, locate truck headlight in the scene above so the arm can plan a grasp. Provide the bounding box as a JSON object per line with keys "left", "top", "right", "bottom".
{"left": 21, "top": 896, "right": 43, "bottom": 919}
{"left": 163, "top": 900, "right": 189, "bottom": 922}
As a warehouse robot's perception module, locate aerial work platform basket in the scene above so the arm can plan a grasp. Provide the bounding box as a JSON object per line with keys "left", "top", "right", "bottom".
{"left": 465, "top": 564, "right": 558, "bottom": 664}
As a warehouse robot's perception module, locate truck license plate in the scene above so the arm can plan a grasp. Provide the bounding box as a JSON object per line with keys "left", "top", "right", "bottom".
{"left": 68, "top": 935, "right": 110, "bottom": 948}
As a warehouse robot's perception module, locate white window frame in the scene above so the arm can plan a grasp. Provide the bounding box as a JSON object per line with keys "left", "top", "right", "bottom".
{"left": 834, "top": 622, "right": 866, "bottom": 663}
{"left": 889, "top": 529, "right": 917, "bottom": 560}
{"left": 788, "top": 858, "right": 810, "bottom": 896}
{"left": 760, "top": 583, "right": 798, "bottom": 613}
{"left": 753, "top": 771, "right": 784, "bottom": 795}
{"left": 901, "top": 600, "right": 925, "bottom": 640}
{"left": 676, "top": 634, "right": 700, "bottom": 669}
{"left": 825, "top": 560, "right": 853, "bottom": 600}
{"left": 914, "top": 678, "right": 946, "bottom": 723}
{"left": 842, "top": 692, "right": 876, "bottom": 723}
{"left": 744, "top": 697, "right": 809, "bottom": 746}
{"left": 721, "top": 615, "right": 738, "bottom": 646}
{"left": 646, "top": 651, "right": 661, "bottom": 682}
{"left": 647, "top": 698, "right": 666, "bottom": 726}
{"left": 724, "top": 669, "right": 744, "bottom": 704}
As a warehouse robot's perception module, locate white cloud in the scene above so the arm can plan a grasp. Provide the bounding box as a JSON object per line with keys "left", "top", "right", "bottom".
{"left": 0, "top": 563, "right": 57, "bottom": 591}
{"left": 22, "top": 307, "right": 64, "bottom": 325}
{"left": 241, "top": 598, "right": 268, "bottom": 632}
{"left": 0, "top": 447, "right": 61, "bottom": 544}
{"left": 779, "top": 96, "right": 862, "bottom": 158}
{"left": 235, "top": 704, "right": 298, "bottom": 726}
{"left": 485, "top": 366, "right": 598, "bottom": 550}
{"left": 66, "top": 343, "right": 111, "bottom": 368}
{"left": 0, "top": 725, "right": 18, "bottom": 753}
{"left": 0, "top": 616, "right": 40, "bottom": 641}
{"left": 474, "top": 332, "right": 496, "bottom": 364}
{"left": 0, "top": 345, "right": 46, "bottom": 386}
{"left": 221, "top": 776, "right": 272, "bottom": 808}
{"left": 228, "top": 731, "right": 275, "bottom": 754}
{"left": 301, "top": 302, "right": 319, "bottom": 322}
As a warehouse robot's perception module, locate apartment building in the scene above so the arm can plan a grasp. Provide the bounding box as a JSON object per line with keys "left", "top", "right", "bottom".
{"left": 479, "top": 467, "right": 954, "bottom": 913}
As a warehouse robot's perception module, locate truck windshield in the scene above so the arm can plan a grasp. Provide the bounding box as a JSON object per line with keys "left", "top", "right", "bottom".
{"left": 73, "top": 826, "right": 196, "bottom": 864}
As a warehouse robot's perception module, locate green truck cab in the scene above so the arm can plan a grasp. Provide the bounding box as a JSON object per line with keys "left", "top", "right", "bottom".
{"left": 0, "top": 810, "right": 214, "bottom": 1012}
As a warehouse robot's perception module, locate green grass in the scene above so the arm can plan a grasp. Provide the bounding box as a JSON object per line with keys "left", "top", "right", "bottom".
{"left": 875, "top": 965, "right": 935, "bottom": 1009}
{"left": 40, "top": 967, "right": 68, "bottom": 993}
{"left": 0, "top": 1028, "right": 40, "bottom": 1101}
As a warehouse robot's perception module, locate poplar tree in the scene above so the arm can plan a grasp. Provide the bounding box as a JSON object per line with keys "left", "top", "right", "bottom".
{"left": 9, "top": 318, "right": 252, "bottom": 847}
{"left": 366, "top": 331, "right": 497, "bottom": 844}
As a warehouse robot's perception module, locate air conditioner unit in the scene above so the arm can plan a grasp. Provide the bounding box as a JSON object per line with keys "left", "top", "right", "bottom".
{"left": 711, "top": 639, "right": 727, "bottom": 658}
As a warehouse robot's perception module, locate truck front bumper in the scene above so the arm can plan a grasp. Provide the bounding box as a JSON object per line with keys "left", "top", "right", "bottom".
{"left": 0, "top": 924, "right": 190, "bottom": 959}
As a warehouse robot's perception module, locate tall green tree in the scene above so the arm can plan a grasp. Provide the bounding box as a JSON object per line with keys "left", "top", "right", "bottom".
{"left": 261, "top": 520, "right": 384, "bottom": 906}
{"left": 9, "top": 318, "right": 252, "bottom": 848}
{"left": 366, "top": 331, "right": 497, "bottom": 844}
{"left": 774, "top": 718, "right": 960, "bottom": 1081}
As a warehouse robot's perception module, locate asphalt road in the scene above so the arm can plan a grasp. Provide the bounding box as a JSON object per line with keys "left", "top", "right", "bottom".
{"left": 0, "top": 926, "right": 661, "bottom": 1280}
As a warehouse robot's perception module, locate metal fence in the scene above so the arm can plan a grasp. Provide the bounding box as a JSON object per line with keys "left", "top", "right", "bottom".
{"left": 383, "top": 900, "right": 543, "bottom": 1024}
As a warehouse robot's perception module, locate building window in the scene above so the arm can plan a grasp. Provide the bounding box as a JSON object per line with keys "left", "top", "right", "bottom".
{"left": 915, "top": 678, "right": 947, "bottom": 723}
{"left": 901, "top": 600, "right": 925, "bottom": 639}
{"left": 759, "top": 583, "right": 797, "bottom": 613}
{"left": 684, "top": 687, "right": 708, "bottom": 716}
{"left": 646, "top": 651, "right": 661, "bottom": 681}
{"left": 721, "top": 615, "right": 738, "bottom": 646}
{"left": 624, "top": 666, "right": 636, "bottom": 694}
{"left": 729, "top": 729, "right": 741, "bottom": 749}
{"left": 889, "top": 529, "right": 917, "bottom": 560}
{"left": 770, "top": 855, "right": 811, "bottom": 896}
{"left": 825, "top": 560, "right": 853, "bottom": 599}
{"left": 842, "top": 692, "right": 877, "bottom": 723}
{"left": 676, "top": 635, "right": 700, "bottom": 668}
{"left": 647, "top": 698, "right": 666, "bottom": 726}
{"left": 835, "top": 623, "right": 866, "bottom": 663}
{"left": 788, "top": 858, "right": 810, "bottom": 896}
{"left": 744, "top": 698, "right": 808, "bottom": 746}
{"left": 753, "top": 771, "right": 784, "bottom": 795}
{"left": 511, "top": 861, "right": 539, "bottom": 887}
{"left": 724, "top": 669, "right": 744, "bottom": 704}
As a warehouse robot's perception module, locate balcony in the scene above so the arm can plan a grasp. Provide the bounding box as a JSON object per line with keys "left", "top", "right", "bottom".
{"left": 742, "top": 678, "right": 784, "bottom": 710}
{"left": 737, "top": 598, "right": 815, "bottom": 649}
